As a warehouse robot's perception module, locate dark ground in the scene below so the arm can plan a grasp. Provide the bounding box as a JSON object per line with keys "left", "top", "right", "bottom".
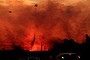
{"left": 0, "top": 34, "right": 90, "bottom": 60}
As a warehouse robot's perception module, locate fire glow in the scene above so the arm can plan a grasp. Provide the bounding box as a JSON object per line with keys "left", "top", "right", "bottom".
{"left": 0, "top": 0, "right": 90, "bottom": 51}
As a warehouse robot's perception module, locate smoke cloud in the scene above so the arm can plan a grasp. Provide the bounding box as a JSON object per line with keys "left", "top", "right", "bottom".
{"left": 0, "top": 0, "right": 90, "bottom": 51}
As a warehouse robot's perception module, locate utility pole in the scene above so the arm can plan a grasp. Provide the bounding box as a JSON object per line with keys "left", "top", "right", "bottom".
{"left": 41, "top": 42, "right": 42, "bottom": 51}
{"left": 30, "top": 34, "right": 36, "bottom": 50}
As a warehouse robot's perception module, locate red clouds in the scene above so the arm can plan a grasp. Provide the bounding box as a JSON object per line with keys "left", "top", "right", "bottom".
{"left": 0, "top": 0, "right": 90, "bottom": 51}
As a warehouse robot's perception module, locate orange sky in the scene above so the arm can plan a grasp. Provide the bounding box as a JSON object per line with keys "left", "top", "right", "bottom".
{"left": 0, "top": 0, "right": 90, "bottom": 51}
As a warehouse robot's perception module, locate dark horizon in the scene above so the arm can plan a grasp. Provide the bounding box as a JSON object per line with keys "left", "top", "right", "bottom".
{"left": 0, "top": 34, "right": 90, "bottom": 60}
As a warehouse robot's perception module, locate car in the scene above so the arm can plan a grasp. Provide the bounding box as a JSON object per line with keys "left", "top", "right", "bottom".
{"left": 56, "top": 53, "right": 81, "bottom": 60}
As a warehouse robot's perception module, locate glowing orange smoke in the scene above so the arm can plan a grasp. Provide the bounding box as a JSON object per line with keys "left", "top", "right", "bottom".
{"left": 0, "top": 0, "right": 90, "bottom": 51}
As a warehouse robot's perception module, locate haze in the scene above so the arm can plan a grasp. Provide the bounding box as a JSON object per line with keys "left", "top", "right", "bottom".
{"left": 0, "top": 0, "right": 90, "bottom": 51}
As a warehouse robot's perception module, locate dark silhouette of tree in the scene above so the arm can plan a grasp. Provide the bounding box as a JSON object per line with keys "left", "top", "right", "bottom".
{"left": 85, "top": 34, "right": 90, "bottom": 43}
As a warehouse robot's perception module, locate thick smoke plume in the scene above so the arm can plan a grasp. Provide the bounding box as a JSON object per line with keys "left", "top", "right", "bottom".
{"left": 0, "top": 0, "right": 90, "bottom": 51}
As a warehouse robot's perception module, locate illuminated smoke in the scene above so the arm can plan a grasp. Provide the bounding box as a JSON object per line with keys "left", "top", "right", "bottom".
{"left": 0, "top": 0, "right": 90, "bottom": 51}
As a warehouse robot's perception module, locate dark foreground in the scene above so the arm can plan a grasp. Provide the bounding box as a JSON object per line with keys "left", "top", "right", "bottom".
{"left": 0, "top": 34, "right": 90, "bottom": 60}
